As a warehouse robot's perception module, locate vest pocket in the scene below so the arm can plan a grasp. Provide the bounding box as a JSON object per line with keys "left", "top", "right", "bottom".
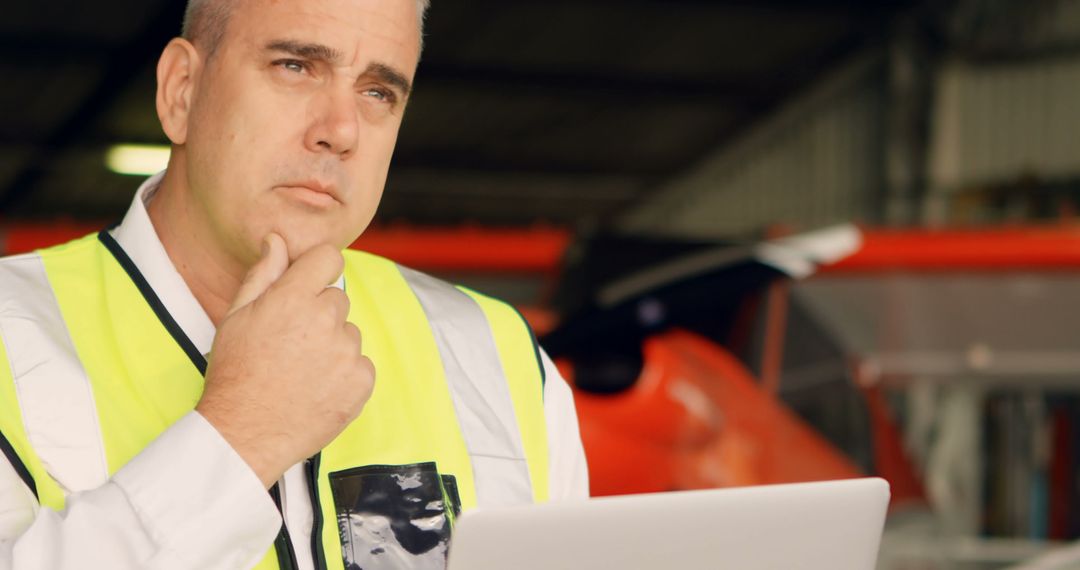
{"left": 329, "top": 462, "right": 461, "bottom": 570}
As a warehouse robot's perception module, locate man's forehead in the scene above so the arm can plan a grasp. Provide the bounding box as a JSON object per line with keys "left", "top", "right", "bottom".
{"left": 231, "top": 0, "right": 421, "bottom": 60}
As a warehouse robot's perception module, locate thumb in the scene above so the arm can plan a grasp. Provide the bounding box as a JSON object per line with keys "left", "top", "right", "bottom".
{"left": 228, "top": 233, "right": 288, "bottom": 316}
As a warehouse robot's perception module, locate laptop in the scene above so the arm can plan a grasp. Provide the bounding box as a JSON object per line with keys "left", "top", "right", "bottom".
{"left": 447, "top": 478, "right": 890, "bottom": 570}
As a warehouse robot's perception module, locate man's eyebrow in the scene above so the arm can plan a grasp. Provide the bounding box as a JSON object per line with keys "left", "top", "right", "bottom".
{"left": 365, "top": 62, "right": 413, "bottom": 97}
{"left": 263, "top": 42, "right": 412, "bottom": 97}
{"left": 264, "top": 39, "right": 344, "bottom": 64}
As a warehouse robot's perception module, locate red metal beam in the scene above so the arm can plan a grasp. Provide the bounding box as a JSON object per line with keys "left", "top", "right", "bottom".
{"left": 1, "top": 222, "right": 101, "bottom": 256}
{"left": 824, "top": 226, "right": 1080, "bottom": 272}
{"left": 0, "top": 223, "right": 571, "bottom": 274}
{"left": 349, "top": 225, "right": 569, "bottom": 273}
{"left": 11, "top": 223, "right": 1080, "bottom": 274}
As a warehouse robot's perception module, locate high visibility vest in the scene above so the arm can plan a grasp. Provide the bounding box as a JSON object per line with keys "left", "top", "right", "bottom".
{"left": 0, "top": 231, "right": 550, "bottom": 570}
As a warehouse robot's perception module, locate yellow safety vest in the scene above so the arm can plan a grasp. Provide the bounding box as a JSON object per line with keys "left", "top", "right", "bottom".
{"left": 0, "top": 231, "right": 551, "bottom": 570}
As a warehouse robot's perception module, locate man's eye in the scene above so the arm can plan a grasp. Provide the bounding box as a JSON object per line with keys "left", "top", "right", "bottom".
{"left": 363, "top": 88, "right": 393, "bottom": 103}
{"left": 277, "top": 60, "right": 307, "bottom": 73}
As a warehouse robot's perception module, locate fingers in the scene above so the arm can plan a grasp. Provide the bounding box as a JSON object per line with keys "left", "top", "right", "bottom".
{"left": 276, "top": 244, "right": 345, "bottom": 297}
{"left": 228, "top": 233, "right": 289, "bottom": 316}
{"left": 319, "top": 286, "right": 351, "bottom": 323}
{"left": 343, "top": 321, "right": 362, "bottom": 347}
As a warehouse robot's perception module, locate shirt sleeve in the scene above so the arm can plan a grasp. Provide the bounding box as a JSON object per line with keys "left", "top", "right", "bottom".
{"left": 540, "top": 349, "right": 590, "bottom": 501}
{"left": 0, "top": 411, "right": 281, "bottom": 570}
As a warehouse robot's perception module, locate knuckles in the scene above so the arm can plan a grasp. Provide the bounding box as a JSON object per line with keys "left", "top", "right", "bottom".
{"left": 319, "top": 288, "right": 351, "bottom": 319}
{"left": 343, "top": 321, "right": 363, "bottom": 346}
{"left": 309, "top": 244, "right": 345, "bottom": 275}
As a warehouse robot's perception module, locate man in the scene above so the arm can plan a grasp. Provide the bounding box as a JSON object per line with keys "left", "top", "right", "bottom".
{"left": 0, "top": 0, "right": 588, "bottom": 568}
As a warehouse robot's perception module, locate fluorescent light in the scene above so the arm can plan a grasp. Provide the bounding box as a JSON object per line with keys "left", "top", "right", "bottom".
{"left": 105, "top": 144, "right": 171, "bottom": 176}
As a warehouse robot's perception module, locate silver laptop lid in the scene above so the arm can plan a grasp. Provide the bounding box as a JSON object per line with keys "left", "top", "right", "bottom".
{"left": 447, "top": 478, "right": 890, "bottom": 570}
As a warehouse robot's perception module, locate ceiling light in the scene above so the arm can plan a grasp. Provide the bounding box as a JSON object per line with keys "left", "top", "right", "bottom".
{"left": 105, "top": 144, "right": 171, "bottom": 176}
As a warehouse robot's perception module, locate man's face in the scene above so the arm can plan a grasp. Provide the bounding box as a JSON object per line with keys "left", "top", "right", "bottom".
{"left": 182, "top": 0, "right": 420, "bottom": 263}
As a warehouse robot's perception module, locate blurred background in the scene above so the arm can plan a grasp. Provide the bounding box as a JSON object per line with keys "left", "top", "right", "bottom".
{"left": 5, "top": 0, "right": 1080, "bottom": 568}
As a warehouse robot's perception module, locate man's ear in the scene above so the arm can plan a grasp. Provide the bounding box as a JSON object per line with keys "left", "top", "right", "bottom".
{"left": 156, "top": 38, "right": 201, "bottom": 145}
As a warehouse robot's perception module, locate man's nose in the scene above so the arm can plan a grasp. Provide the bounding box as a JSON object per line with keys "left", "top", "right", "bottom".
{"left": 305, "top": 87, "right": 359, "bottom": 158}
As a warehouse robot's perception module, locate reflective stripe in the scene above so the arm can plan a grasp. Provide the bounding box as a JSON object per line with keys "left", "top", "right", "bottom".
{"left": 462, "top": 290, "right": 551, "bottom": 504}
{"left": 0, "top": 254, "right": 109, "bottom": 494}
{"left": 397, "top": 265, "right": 534, "bottom": 508}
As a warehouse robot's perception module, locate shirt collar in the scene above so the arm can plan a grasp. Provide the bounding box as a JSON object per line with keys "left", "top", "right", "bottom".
{"left": 108, "top": 171, "right": 344, "bottom": 358}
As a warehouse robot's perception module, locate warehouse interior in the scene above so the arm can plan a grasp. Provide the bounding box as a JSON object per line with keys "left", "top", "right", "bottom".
{"left": 4, "top": 0, "right": 1080, "bottom": 568}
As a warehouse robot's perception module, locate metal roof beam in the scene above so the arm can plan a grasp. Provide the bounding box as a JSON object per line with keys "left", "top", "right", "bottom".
{"left": 487, "top": 0, "right": 909, "bottom": 17}
{"left": 391, "top": 151, "right": 668, "bottom": 178}
{"left": 0, "top": 36, "right": 113, "bottom": 63}
{"left": 417, "top": 63, "right": 778, "bottom": 110}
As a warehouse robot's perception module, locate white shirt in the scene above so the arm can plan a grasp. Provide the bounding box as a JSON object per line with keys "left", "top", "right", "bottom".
{"left": 0, "top": 173, "right": 588, "bottom": 569}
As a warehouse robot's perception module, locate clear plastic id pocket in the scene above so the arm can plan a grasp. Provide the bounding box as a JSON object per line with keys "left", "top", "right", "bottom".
{"left": 329, "top": 462, "right": 463, "bottom": 570}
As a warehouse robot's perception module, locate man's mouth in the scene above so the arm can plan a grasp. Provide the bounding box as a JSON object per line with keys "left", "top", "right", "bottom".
{"left": 275, "top": 180, "right": 341, "bottom": 208}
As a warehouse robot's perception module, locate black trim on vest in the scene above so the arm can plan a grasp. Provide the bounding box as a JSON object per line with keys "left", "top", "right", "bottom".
{"left": 307, "top": 453, "right": 328, "bottom": 570}
{"left": 0, "top": 428, "right": 36, "bottom": 501}
{"left": 509, "top": 305, "right": 547, "bottom": 393}
{"left": 97, "top": 230, "right": 208, "bottom": 376}
{"left": 269, "top": 483, "right": 300, "bottom": 570}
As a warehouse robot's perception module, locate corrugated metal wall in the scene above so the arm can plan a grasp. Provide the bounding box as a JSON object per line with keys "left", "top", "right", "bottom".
{"left": 617, "top": 55, "right": 886, "bottom": 238}
{"left": 619, "top": 0, "right": 1080, "bottom": 236}
{"left": 914, "top": 0, "right": 1080, "bottom": 215}
{"left": 928, "top": 55, "right": 1080, "bottom": 193}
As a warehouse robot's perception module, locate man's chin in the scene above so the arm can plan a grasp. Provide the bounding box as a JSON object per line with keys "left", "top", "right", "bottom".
{"left": 270, "top": 227, "right": 351, "bottom": 263}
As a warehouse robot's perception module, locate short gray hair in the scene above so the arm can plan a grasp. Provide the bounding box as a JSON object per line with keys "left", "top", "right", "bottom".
{"left": 182, "top": 0, "right": 431, "bottom": 56}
